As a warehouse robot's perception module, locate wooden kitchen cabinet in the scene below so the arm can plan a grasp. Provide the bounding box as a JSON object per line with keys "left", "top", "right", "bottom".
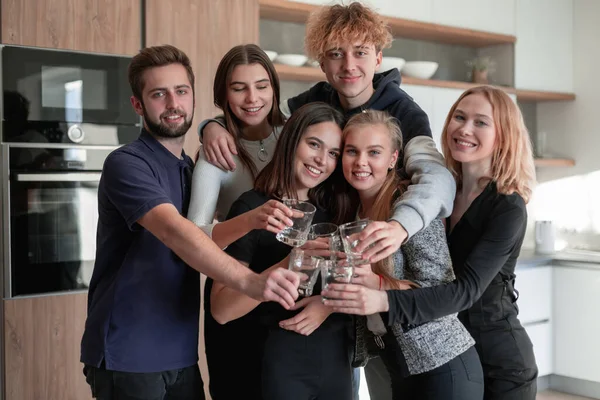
{"left": 145, "top": 0, "right": 259, "bottom": 157}
{"left": 1, "top": 0, "right": 141, "bottom": 55}
{"left": 3, "top": 293, "right": 91, "bottom": 400}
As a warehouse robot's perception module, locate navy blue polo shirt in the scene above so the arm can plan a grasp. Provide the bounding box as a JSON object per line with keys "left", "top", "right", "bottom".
{"left": 80, "top": 129, "right": 200, "bottom": 373}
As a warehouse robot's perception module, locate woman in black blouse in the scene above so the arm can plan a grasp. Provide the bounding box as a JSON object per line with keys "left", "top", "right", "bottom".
{"left": 323, "top": 86, "right": 538, "bottom": 399}
{"left": 205, "top": 102, "right": 353, "bottom": 400}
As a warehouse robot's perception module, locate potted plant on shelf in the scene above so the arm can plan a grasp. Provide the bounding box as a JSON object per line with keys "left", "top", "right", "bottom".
{"left": 466, "top": 56, "right": 496, "bottom": 84}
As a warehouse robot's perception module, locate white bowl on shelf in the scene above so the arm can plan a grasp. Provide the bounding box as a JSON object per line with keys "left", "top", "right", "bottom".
{"left": 305, "top": 59, "right": 320, "bottom": 68}
{"left": 264, "top": 50, "right": 278, "bottom": 62}
{"left": 402, "top": 61, "right": 439, "bottom": 79}
{"left": 379, "top": 57, "right": 405, "bottom": 73}
{"left": 275, "top": 54, "right": 308, "bottom": 67}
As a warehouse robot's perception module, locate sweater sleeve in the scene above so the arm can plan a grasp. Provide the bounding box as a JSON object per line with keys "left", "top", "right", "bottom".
{"left": 390, "top": 136, "right": 455, "bottom": 238}
{"left": 197, "top": 115, "right": 226, "bottom": 141}
{"left": 401, "top": 219, "right": 454, "bottom": 288}
{"left": 386, "top": 201, "right": 527, "bottom": 326}
{"left": 187, "top": 152, "right": 227, "bottom": 238}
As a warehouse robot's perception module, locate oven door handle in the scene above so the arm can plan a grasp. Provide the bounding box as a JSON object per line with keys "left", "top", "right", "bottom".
{"left": 14, "top": 172, "right": 102, "bottom": 182}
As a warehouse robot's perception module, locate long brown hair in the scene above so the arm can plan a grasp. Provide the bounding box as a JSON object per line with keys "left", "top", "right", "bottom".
{"left": 212, "top": 44, "right": 286, "bottom": 177}
{"left": 441, "top": 86, "right": 536, "bottom": 203}
{"left": 343, "top": 110, "right": 418, "bottom": 290}
{"left": 255, "top": 102, "right": 350, "bottom": 224}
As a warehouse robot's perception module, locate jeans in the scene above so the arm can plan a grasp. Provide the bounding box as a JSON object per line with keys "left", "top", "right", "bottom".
{"left": 83, "top": 363, "right": 204, "bottom": 400}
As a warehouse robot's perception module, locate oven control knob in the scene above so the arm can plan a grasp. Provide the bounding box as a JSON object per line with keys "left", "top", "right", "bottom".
{"left": 67, "top": 125, "right": 85, "bottom": 143}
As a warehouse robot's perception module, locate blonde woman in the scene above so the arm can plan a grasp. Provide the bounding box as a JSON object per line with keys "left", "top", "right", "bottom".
{"left": 325, "top": 86, "right": 538, "bottom": 399}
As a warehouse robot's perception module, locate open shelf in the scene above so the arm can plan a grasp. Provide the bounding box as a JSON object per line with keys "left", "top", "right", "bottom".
{"left": 534, "top": 158, "right": 575, "bottom": 167}
{"left": 274, "top": 64, "right": 576, "bottom": 103}
{"left": 515, "top": 89, "right": 576, "bottom": 102}
{"left": 259, "top": 0, "right": 516, "bottom": 47}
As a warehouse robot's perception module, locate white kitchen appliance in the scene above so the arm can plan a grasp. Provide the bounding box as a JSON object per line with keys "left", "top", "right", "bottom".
{"left": 535, "top": 220, "right": 556, "bottom": 254}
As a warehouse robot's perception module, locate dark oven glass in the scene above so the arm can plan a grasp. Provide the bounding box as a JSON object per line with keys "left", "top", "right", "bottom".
{"left": 8, "top": 146, "right": 111, "bottom": 297}
{"left": 2, "top": 45, "right": 140, "bottom": 145}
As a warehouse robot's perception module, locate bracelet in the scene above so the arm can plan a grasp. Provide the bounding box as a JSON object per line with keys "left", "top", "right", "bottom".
{"left": 378, "top": 274, "right": 383, "bottom": 291}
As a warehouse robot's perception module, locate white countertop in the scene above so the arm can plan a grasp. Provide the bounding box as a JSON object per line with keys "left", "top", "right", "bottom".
{"left": 517, "top": 248, "right": 600, "bottom": 270}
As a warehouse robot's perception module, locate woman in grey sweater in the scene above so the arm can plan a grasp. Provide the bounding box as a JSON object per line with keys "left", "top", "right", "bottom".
{"left": 334, "top": 110, "right": 484, "bottom": 399}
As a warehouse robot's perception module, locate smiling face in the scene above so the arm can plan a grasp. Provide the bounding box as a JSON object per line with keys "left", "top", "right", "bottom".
{"left": 446, "top": 93, "right": 497, "bottom": 169}
{"left": 294, "top": 121, "right": 343, "bottom": 199}
{"left": 342, "top": 123, "right": 398, "bottom": 199}
{"left": 320, "top": 42, "right": 382, "bottom": 110}
{"left": 226, "top": 63, "right": 274, "bottom": 127}
{"left": 130, "top": 63, "right": 194, "bottom": 138}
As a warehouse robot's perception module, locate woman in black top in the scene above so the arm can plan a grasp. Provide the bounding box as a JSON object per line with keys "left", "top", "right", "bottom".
{"left": 205, "top": 102, "right": 352, "bottom": 400}
{"left": 323, "top": 86, "right": 538, "bottom": 399}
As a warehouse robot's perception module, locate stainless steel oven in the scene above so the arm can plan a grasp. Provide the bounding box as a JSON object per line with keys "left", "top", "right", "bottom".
{"left": 1, "top": 144, "right": 116, "bottom": 298}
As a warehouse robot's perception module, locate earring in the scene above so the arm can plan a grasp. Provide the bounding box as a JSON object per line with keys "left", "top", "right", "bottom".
{"left": 388, "top": 167, "right": 393, "bottom": 172}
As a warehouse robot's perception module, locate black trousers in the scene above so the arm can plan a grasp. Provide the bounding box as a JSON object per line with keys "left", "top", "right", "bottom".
{"left": 382, "top": 346, "right": 484, "bottom": 400}
{"left": 83, "top": 363, "right": 204, "bottom": 400}
{"left": 261, "top": 326, "right": 353, "bottom": 400}
{"left": 473, "top": 326, "right": 538, "bottom": 400}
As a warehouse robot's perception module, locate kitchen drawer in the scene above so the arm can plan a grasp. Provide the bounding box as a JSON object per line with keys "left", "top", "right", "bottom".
{"left": 515, "top": 266, "right": 552, "bottom": 325}
{"left": 525, "top": 321, "right": 553, "bottom": 377}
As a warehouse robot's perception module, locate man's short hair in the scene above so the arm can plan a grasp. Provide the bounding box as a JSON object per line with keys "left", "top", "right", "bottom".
{"left": 128, "top": 45, "right": 195, "bottom": 100}
{"left": 304, "top": 2, "right": 393, "bottom": 61}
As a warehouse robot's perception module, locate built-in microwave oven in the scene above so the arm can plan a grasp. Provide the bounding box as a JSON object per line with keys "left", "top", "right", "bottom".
{"left": 1, "top": 45, "right": 140, "bottom": 145}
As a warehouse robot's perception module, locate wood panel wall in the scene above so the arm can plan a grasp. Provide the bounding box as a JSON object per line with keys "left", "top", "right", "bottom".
{"left": 3, "top": 293, "right": 91, "bottom": 400}
{"left": 1, "top": 0, "right": 141, "bottom": 55}
{"left": 145, "top": 0, "right": 260, "bottom": 157}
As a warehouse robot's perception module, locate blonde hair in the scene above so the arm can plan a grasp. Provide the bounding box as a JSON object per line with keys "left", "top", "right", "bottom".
{"left": 304, "top": 2, "right": 393, "bottom": 61}
{"left": 441, "top": 86, "right": 536, "bottom": 203}
{"left": 343, "top": 110, "right": 418, "bottom": 290}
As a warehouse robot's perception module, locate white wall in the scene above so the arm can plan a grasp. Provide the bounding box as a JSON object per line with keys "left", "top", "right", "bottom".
{"left": 526, "top": 0, "right": 600, "bottom": 249}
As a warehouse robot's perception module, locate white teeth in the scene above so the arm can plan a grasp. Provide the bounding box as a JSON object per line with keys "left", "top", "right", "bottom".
{"left": 306, "top": 165, "right": 321, "bottom": 175}
{"left": 165, "top": 115, "right": 181, "bottom": 120}
{"left": 244, "top": 107, "right": 261, "bottom": 112}
{"left": 457, "top": 140, "right": 475, "bottom": 147}
{"left": 354, "top": 172, "right": 370, "bottom": 177}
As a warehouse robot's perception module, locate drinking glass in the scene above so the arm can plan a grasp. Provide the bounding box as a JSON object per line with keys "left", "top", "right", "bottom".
{"left": 320, "top": 259, "right": 354, "bottom": 301}
{"left": 338, "top": 219, "right": 371, "bottom": 265}
{"left": 288, "top": 248, "right": 321, "bottom": 297}
{"left": 275, "top": 200, "right": 317, "bottom": 247}
{"left": 308, "top": 222, "right": 338, "bottom": 240}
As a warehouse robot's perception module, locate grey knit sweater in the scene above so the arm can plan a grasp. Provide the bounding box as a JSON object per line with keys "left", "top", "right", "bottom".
{"left": 354, "top": 219, "right": 475, "bottom": 375}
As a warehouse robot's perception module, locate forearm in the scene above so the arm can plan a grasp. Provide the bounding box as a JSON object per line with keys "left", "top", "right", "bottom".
{"left": 211, "top": 284, "right": 261, "bottom": 324}
{"left": 211, "top": 259, "right": 287, "bottom": 323}
{"left": 142, "top": 204, "right": 255, "bottom": 294}
{"left": 391, "top": 136, "right": 455, "bottom": 238}
{"left": 385, "top": 254, "right": 494, "bottom": 325}
{"left": 211, "top": 212, "right": 253, "bottom": 249}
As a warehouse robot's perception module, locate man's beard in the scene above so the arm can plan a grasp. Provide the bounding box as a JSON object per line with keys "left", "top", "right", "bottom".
{"left": 142, "top": 104, "right": 193, "bottom": 139}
